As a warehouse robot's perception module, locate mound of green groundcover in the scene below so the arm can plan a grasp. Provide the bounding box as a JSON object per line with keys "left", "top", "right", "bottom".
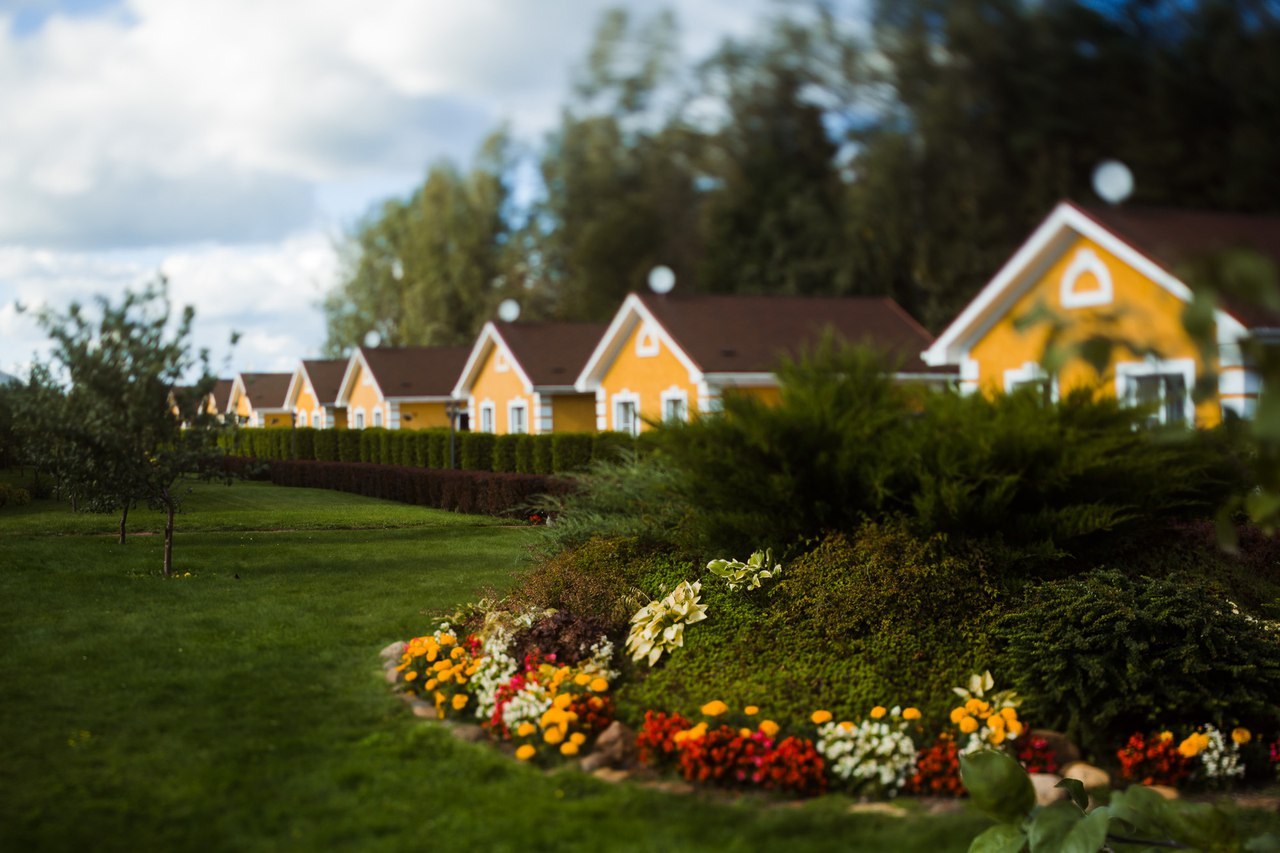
{"left": 613, "top": 523, "right": 1002, "bottom": 735}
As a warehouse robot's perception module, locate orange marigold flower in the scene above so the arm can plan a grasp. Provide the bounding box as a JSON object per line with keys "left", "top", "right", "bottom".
{"left": 743, "top": 705, "right": 759, "bottom": 716}
{"left": 451, "top": 693, "right": 468, "bottom": 711}
{"left": 811, "top": 710, "right": 833, "bottom": 725}
{"left": 1232, "top": 727, "right": 1252, "bottom": 745}
{"left": 544, "top": 727, "right": 565, "bottom": 745}
{"left": 560, "top": 742, "right": 580, "bottom": 756}
{"left": 759, "top": 720, "right": 780, "bottom": 738}
{"left": 588, "top": 677, "right": 609, "bottom": 693}
{"left": 869, "top": 706, "right": 887, "bottom": 720}
{"left": 516, "top": 722, "right": 536, "bottom": 738}
{"left": 959, "top": 716, "right": 979, "bottom": 735}
{"left": 949, "top": 707, "right": 967, "bottom": 724}
{"left": 515, "top": 745, "right": 536, "bottom": 761}
{"left": 701, "top": 700, "right": 729, "bottom": 717}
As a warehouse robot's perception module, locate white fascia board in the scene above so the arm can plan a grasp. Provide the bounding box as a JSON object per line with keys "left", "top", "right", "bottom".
{"left": 385, "top": 395, "right": 455, "bottom": 403}
{"left": 283, "top": 363, "right": 307, "bottom": 410}
{"left": 335, "top": 348, "right": 382, "bottom": 407}
{"left": 701, "top": 371, "right": 777, "bottom": 387}
{"left": 531, "top": 384, "right": 581, "bottom": 394}
{"left": 227, "top": 374, "right": 248, "bottom": 415}
{"left": 453, "top": 323, "right": 496, "bottom": 398}
{"left": 575, "top": 294, "right": 644, "bottom": 392}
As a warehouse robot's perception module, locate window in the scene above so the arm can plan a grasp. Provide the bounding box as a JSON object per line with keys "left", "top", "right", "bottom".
{"left": 297, "top": 410, "right": 308, "bottom": 427}
{"left": 509, "top": 402, "right": 528, "bottom": 434}
{"left": 354, "top": 409, "right": 365, "bottom": 429}
{"left": 661, "top": 390, "right": 688, "bottom": 423}
{"left": 1003, "top": 362, "right": 1057, "bottom": 405}
{"left": 1117, "top": 359, "right": 1194, "bottom": 427}
{"left": 312, "top": 409, "right": 321, "bottom": 429}
{"left": 480, "top": 403, "right": 495, "bottom": 434}
{"left": 373, "top": 409, "right": 383, "bottom": 428}
{"left": 615, "top": 400, "right": 638, "bottom": 436}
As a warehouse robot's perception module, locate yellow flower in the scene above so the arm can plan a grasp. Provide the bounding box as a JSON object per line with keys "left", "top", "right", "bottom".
{"left": 759, "top": 720, "right": 780, "bottom": 738}
{"left": 902, "top": 707, "right": 921, "bottom": 721}
{"left": 544, "top": 727, "right": 565, "bottom": 745}
{"left": 451, "top": 693, "right": 468, "bottom": 711}
{"left": 1000, "top": 707, "right": 1018, "bottom": 722}
{"left": 404, "top": 671, "right": 418, "bottom": 682}
{"left": 560, "top": 742, "right": 580, "bottom": 756}
{"left": 1158, "top": 731, "right": 1174, "bottom": 743}
{"left": 570, "top": 732, "right": 586, "bottom": 746}
{"left": 574, "top": 673, "right": 592, "bottom": 686}
{"left": 450, "top": 646, "right": 466, "bottom": 660}
{"left": 425, "top": 678, "right": 438, "bottom": 691}
{"left": 674, "top": 722, "right": 708, "bottom": 744}
{"left": 988, "top": 714, "right": 1006, "bottom": 732}
{"left": 743, "top": 706, "right": 759, "bottom": 716}
{"left": 811, "top": 710, "right": 833, "bottom": 725}
{"left": 553, "top": 693, "right": 574, "bottom": 710}
{"left": 1008, "top": 719, "right": 1024, "bottom": 737}
{"left": 589, "top": 677, "right": 609, "bottom": 693}
{"left": 839, "top": 721, "right": 855, "bottom": 732}
{"left": 438, "top": 633, "right": 456, "bottom": 646}
{"left": 517, "top": 722, "right": 536, "bottom": 738}
{"left": 433, "top": 660, "right": 451, "bottom": 672}
{"left": 964, "top": 698, "right": 984, "bottom": 714}
{"left": 959, "top": 716, "right": 979, "bottom": 735}
{"left": 701, "top": 700, "right": 729, "bottom": 717}
{"left": 1178, "top": 733, "right": 1209, "bottom": 758}
{"left": 1232, "top": 727, "right": 1252, "bottom": 745}
{"left": 869, "top": 706, "right": 887, "bottom": 720}
{"left": 739, "top": 728, "right": 752, "bottom": 738}
{"left": 426, "top": 647, "right": 438, "bottom": 663}
{"left": 515, "top": 744, "right": 536, "bottom": 761}
{"left": 949, "top": 707, "right": 967, "bottom": 725}
{"left": 989, "top": 729, "right": 1006, "bottom": 746}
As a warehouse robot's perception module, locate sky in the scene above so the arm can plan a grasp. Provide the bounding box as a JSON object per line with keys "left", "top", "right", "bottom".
{"left": 0, "top": 0, "right": 779, "bottom": 380}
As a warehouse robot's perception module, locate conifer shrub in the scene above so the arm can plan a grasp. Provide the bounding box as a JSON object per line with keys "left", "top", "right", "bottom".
{"left": 312, "top": 429, "right": 338, "bottom": 462}
{"left": 459, "top": 432, "right": 495, "bottom": 471}
{"left": 493, "top": 434, "right": 520, "bottom": 472}
{"left": 592, "top": 431, "right": 636, "bottom": 464}
{"left": 997, "top": 569, "right": 1280, "bottom": 759}
{"left": 551, "top": 434, "right": 592, "bottom": 472}
{"left": 514, "top": 435, "right": 535, "bottom": 473}
{"left": 338, "top": 429, "right": 361, "bottom": 462}
{"left": 532, "top": 435, "right": 554, "bottom": 474}
{"left": 378, "top": 429, "right": 394, "bottom": 465}
{"left": 292, "top": 427, "right": 315, "bottom": 461}
{"left": 358, "top": 428, "right": 382, "bottom": 463}
{"left": 427, "top": 429, "right": 449, "bottom": 469}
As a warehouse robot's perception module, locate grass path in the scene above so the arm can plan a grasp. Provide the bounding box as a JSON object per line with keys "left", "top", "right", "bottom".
{"left": 0, "top": 478, "right": 994, "bottom": 852}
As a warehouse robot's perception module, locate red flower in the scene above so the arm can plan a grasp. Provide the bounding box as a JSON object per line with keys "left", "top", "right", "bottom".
{"left": 1115, "top": 732, "right": 1190, "bottom": 787}
{"left": 905, "top": 734, "right": 965, "bottom": 797}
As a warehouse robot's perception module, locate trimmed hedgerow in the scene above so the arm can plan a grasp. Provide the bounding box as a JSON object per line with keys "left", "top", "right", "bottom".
{"left": 338, "top": 429, "right": 361, "bottom": 462}
{"left": 313, "top": 429, "right": 338, "bottom": 462}
{"left": 997, "top": 568, "right": 1280, "bottom": 759}
{"left": 552, "top": 434, "right": 592, "bottom": 473}
{"left": 514, "top": 435, "right": 535, "bottom": 474}
{"left": 493, "top": 434, "right": 520, "bottom": 473}
{"left": 532, "top": 435, "right": 554, "bottom": 475}
{"left": 460, "top": 432, "right": 496, "bottom": 471}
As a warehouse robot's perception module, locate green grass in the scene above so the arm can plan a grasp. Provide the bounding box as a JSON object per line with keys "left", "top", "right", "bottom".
{"left": 0, "top": 479, "right": 998, "bottom": 851}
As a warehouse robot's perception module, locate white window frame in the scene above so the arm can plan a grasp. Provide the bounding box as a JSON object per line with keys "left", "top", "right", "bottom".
{"left": 660, "top": 386, "right": 689, "bottom": 423}
{"left": 612, "top": 390, "right": 641, "bottom": 436}
{"left": 479, "top": 401, "right": 496, "bottom": 434}
{"left": 636, "top": 323, "right": 660, "bottom": 358}
{"left": 508, "top": 399, "right": 528, "bottom": 435}
{"left": 312, "top": 408, "right": 321, "bottom": 428}
{"left": 1116, "top": 357, "right": 1196, "bottom": 426}
{"left": 354, "top": 408, "right": 366, "bottom": 429}
{"left": 1002, "top": 362, "right": 1059, "bottom": 402}
{"left": 1060, "top": 247, "right": 1114, "bottom": 309}
{"left": 372, "top": 408, "right": 383, "bottom": 428}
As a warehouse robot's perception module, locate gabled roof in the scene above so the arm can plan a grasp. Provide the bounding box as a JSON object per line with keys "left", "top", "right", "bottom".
{"left": 231, "top": 372, "right": 293, "bottom": 413}
{"left": 285, "top": 358, "right": 347, "bottom": 409}
{"left": 336, "top": 345, "right": 471, "bottom": 405}
{"left": 209, "top": 378, "right": 233, "bottom": 413}
{"left": 577, "top": 292, "right": 944, "bottom": 390}
{"left": 923, "top": 200, "right": 1280, "bottom": 367}
{"left": 454, "top": 321, "right": 608, "bottom": 397}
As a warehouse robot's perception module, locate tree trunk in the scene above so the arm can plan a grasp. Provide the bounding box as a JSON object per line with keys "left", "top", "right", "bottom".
{"left": 118, "top": 504, "right": 129, "bottom": 545}
{"left": 162, "top": 491, "right": 175, "bottom": 578}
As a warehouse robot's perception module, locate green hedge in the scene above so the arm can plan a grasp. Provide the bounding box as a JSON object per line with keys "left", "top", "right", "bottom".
{"left": 552, "top": 434, "right": 593, "bottom": 472}
{"left": 460, "top": 432, "right": 496, "bottom": 471}
{"left": 494, "top": 434, "right": 520, "bottom": 473}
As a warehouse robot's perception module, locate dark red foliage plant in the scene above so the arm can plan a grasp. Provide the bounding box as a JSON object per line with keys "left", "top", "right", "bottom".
{"left": 1115, "top": 732, "right": 1191, "bottom": 787}
{"left": 636, "top": 711, "right": 691, "bottom": 768}
{"left": 905, "top": 734, "right": 965, "bottom": 797}
{"left": 1016, "top": 733, "right": 1060, "bottom": 774}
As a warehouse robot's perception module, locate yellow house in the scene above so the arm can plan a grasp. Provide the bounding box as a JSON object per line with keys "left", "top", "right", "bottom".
{"left": 207, "top": 378, "right": 233, "bottom": 422}
{"left": 227, "top": 373, "right": 294, "bottom": 427}
{"left": 922, "top": 201, "right": 1280, "bottom": 425}
{"left": 334, "top": 346, "right": 471, "bottom": 430}
{"left": 575, "top": 292, "right": 950, "bottom": 434}
{"left": 284, "top": 359, "right": 348, "bottom": 429}
{"left": 453, "top": 321, "right": 604, "bottom": 434}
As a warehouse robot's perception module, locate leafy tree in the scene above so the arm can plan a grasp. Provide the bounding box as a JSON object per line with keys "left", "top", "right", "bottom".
{"left": 31, "top": 280, "right": 226, "bottom": 576}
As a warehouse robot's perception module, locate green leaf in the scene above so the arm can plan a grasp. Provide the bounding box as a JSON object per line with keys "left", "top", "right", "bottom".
{"left": 1106, "top": 786, "right": 1173, "bottom": 839}
{"left": 1028, "top": 802, "right": 1108, "bottom": 853}
{"left": 969, "top": 823, "right": 1028, "bottom": 853}
{"left": 1245, "top": 833, "right": 1280, "bottom": 852}
{"left": 960, "top": 750, "right": 1036, "bottom": 823}
{"left": 1055, "top": 778, "right": 1088, "bottom": 812}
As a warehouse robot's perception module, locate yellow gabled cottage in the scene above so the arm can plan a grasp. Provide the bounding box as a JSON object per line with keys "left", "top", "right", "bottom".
{"left": 453, "top": 321, "right": 605, "bottom": 435}
{"left": 227, "top": 373, "right": 293, "bottom": 428}
{"left": 921, "top": 202, "right": 1280, "bottom": 425}
{"left": 284, "top": 359, "right": 348, "bottom": 430}
{"left": 575, "top": 292, "right": 950, "bottom": 434}
{"left": 207, "top": 378, "right": 233, "bottom": 422}
{"left": 334, "top": 346, "right": 471, "bottom": 430}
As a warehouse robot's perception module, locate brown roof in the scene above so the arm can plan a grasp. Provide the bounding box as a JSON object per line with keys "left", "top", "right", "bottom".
{"left": 239, "top": 373, "right": 292, "bottom": 409}
{"left": 1074, "top": 203, "right": 1280, "bottom": 328}
{"left": 301, "top": 359, "right": 347, "bottom": 405}
{"left": 636, "top": 293, "right": 944, "bottom": 374}
{"left": 361, "top": 346, "right": 471, "bottom": 398}
{"left": 210, "top": 378, "right": 233, "bottom": 412}
{"left": 494, "top": 322, "right": 608, "bottom": 387}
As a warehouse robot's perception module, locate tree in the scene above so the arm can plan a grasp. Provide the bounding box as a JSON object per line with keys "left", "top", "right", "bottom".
{"left": 31, "top": 280, "right": 226, "bottom": 576}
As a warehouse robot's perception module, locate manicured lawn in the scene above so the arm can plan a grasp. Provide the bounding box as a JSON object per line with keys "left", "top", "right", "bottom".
{"left": 0, "top": 478, "right": 994, "bottom": 851}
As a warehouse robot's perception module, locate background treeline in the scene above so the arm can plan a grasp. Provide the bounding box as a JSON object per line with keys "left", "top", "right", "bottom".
{"left": 322, "top": 0, "right": 1280, "bottom": 351}
{"left": 218, "top": 426, "right": 652, "bottom": 475}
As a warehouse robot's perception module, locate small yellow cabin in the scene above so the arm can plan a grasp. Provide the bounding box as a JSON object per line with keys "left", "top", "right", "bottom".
{"left": 334, "top": 346, "right": 471, "bottom": 430}
{"left": 285, "top": 359, "right": 348, "bottom": 429}
{"left": 453, "top": 321, "right": 604, "bottom": 435}
{"left": 227, "top": 373, "right": 293, "bottom": 428}
{"left": 575, "top": 292, "right": 949, "bottom": 434}
{"left": 922, "top": 202, "right": 1280, "bottom": 425}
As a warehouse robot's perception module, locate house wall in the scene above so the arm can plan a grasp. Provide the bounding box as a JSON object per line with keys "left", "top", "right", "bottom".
{"left": 599, "top": 321, "right": 700, "bottom": 432}
{"left": 325, "top": 405, "right": 348, "bottom": 430}
{"left": 551, "top": 393, "right": 598, "bottom": 432}
{"left": 397, "top": 401, "right": 451, "bottom": 429}
{"left": 261, "top": 412, "right": 292, "bottom": 428}
{"left": 468, "top": 344, "right": 531, "bottom": 433}
{"left": 233, "top": 390, "right": 253, "bottom": 424}
{"left": 346, "top": 362, "right": 387, "bottom": 428}
{"left": 967, "top": 234, "right": 1219, "bottom": 425}
{"left": 724, "top": 385, "right": 782, "bottom": 407}
{"left": 294, "top": 382, "right": 321, "bottom": 428}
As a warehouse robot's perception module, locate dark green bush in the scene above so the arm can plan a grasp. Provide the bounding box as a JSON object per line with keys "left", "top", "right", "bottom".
{"left": 293, "top": 428, "right": 315, "bottom": 461}
{"left": 378, "top": 430, "right": 394, "bottom": 465}
{"left": 0, "top": 482, "right": 32, "bottom": 508}
{"left": 338, "top": 429, "right": 361, "bottom": 462}
{"left": 552, "top": 433, "right": 593, "bottom": 472}
{"left": 428, "top": 430, "right": 449, "bottom": 469}
{"left": 313, "top": 429, "right": 338, "bottom": 461}
{"left": 514, "top": 435, "right": 535, "bottom": 473}
{"left": 532, "top": 435, "right": 554, "bottom": 475}
{"left": 997, "top": 569, "right": 1280, "bottom": 758}
{"left": 493, "top": 434, "right": 520, "bottom": 473}
{"left": 460, "top": 432, "right": 495, "bottom": 471}
{"left": 410, "top": 431, "right": 430, "bottom": 468}
{"left": 359, "top": 428, "right": 383, "bottom": 463}
{"left": 591, "top": 431, "right": 635, "bottom": 464}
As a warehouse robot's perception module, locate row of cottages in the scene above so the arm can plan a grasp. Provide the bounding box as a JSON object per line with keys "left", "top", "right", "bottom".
{"left": 218, "top": 293, "right": 947, "bottom": 433}
{"left": 923, "top": 201, "right": 1280, "bottom": 425}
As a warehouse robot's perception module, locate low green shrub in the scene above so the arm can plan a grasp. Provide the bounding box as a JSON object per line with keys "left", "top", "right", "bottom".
{"left": 292, "top": 428, "right": 315, "bottom": 461}
{"left": 552, "top": 434, "right": 592, "bottom": 472}
{"left": 359, "top": 428, "right": 384, "bottom": 463}
{"left": 997, "top": 569, "right": 1280, "bottom": 759}
{"left": 460, "top": 432, "right": 495, "bottom": 471}
{"left": 493, "top": 435, "right": 520, "bottom": 473}
{"left": 428, "top": 430, "right": 449, "bottom": 469}
{"left": 0, "top": 482, "right": 32, "bottom": 508}
{"left": 591, "top": 431, "right": 635, "bottom": 465}
{"left": 338, "top": 429, "right": 361, "bottom": 462}
{"left": 514, "top": 435, "right": 535, "bottom": 474}
{"left": 313, "top": 429, "right": 338, "bottom": 462}
{"left": 532, "top": 435, "right": 554, "bottom": 474}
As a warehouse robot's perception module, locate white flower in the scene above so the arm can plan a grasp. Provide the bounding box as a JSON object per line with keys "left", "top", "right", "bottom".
{"left": 815, "top": 709, "right": 918, "bottom": 796}
{"left": 1198, "top": 725, "right": 1245, "bottom": 781}
{"left": 625, "top": 580, "right": 708, "bottom": 666}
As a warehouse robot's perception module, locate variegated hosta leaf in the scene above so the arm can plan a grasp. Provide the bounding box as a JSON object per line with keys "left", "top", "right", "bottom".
{"left": 625, "top": 580, "right": 707, "bottom": 666}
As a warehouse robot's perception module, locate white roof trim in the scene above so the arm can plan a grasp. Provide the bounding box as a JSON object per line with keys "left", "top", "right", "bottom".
{"left": 227, "top": 373, "right": 247, "bottom": 415}
{"left": 574, "top": 294, "right": 703, "bottom": 391}
{"left": 283, "top": 362, "right": 307, "bottom": 410}
{"left": 335, "top": 348, "right": 384, "bottom": 407}
{"left": 452, "top": 322, "right": 534, "bottom": 398}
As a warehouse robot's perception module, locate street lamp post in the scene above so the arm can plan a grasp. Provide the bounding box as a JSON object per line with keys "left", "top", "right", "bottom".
{"left": 445, "top": 400, "right": 463, "bottom": 469}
